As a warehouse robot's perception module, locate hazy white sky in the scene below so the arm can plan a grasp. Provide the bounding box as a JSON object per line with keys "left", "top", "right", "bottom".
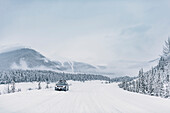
{"left": 0, "top": 0, "right": 170, "bottom": 76}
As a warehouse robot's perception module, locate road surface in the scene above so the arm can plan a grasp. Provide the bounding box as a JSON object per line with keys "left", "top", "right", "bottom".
{"left": 0, "top": 81, "right": 170, "bottom": 113}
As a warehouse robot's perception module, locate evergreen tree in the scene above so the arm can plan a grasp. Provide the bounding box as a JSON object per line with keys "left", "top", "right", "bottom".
{"left": 132, "top": 81, "right": 136, "bottom": 92}
{"left": 7, "top": 84, "right": 10, "bottom": 93}
{"left": 163, "top": 37, "right": 170, "bottom": 56}
{"left": 11, "top": 80, "right": 15, "bottom": 93}
{"left": 139, "top": 68, "right": 146, "bottom": 93}
{"left": 165, "top": 83, "right": 170, "bottom": 98}
{"left": 149, "top": 68, "right": 155, "bottom": 95}
{"left": 38, "top": 82, "right": 41, "bottom": 90}
{"left": 136, "top": 80, "right": 139, "bottom": 93}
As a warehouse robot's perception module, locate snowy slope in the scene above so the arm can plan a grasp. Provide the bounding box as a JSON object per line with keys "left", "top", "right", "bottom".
{"left": 0, "top": 48, "right": 110, "bottom": 75}
{"left": 0, "top": 81, "right": 170, "bottom": 113}
{"left": 0, "top": 48, "right": 60, "bottom": 70}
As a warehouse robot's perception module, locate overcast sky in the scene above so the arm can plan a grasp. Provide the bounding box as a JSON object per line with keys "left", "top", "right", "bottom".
{"left": 0, "top": 0, "right": 170, "bottom": 76}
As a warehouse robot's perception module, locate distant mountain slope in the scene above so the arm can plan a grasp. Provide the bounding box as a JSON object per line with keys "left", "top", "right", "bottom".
{"left": 0, "top": 48, "right": 102, "bottom": 74}
{"left": 62, "top": 61, "right": 97, "bottom": 73}
{"left": 0, "top": 48, "right": 61, "bottom": 70}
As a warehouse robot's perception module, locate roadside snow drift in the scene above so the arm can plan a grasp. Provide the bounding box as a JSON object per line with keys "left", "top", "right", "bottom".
{"left": 0, "top": 81, "right": 170, "bottom": 113}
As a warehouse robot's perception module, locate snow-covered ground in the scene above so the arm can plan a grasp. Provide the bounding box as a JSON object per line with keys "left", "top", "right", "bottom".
{"left": 0, "top": 82, "right": 55, "bottom": 94}
{"left": 0, "top": 81, "right": 170, "bottom": 113}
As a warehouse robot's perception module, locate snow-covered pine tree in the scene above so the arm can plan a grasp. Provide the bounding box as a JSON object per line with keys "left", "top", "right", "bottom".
{"left": 38, "top": 82, "right": 41, "bottom": 90}
{"left": 136, "top": 80, "right": 139, "bottom": 93}
{"left": 7, "top": 84, "right": 10, "bottom": 93}
{"left": 167, "top": 75, "right": 170, "bottom": 82}
{"left": 132, "top": 81, "right": 136, "bottom": 92}
{"left": 156, "top": 70, "right": 164, "bottom": 97}
{"left": 11, "top": 80, "right": 15, "bottom": 93}
{"left": 46, "top": 77, "right": 50, "bottom": 89}
{"left": 121, "top": 81, "right": 127, "bottom": 90}
{"left": 163, "top": 37, "right": 170, "bottom": 56}
{"left": 139, "top": 68, "right": 146, "bottom": 93}
{"left": 145, "top": 73, "right": 149, "bottom": 93}
{"left": 165, "top": 81, "right": 170, "bottom": 98}
{"left": 165, "top": 72, "right": 170, "bottom": 98}
{"left": 159, "top": 57, "right": 165, "bottom": 71}
{"left": 148, "top": 67, "right": 155, "bottom": 95}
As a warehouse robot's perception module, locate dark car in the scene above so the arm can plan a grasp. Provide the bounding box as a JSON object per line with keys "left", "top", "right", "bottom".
{"left": 55, "top": 80, "right": 69, "bottom": 91}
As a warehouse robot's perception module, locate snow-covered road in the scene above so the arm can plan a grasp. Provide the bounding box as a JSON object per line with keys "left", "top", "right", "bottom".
{"left": 0, "top": 81, "right": 170, "bottom": 113}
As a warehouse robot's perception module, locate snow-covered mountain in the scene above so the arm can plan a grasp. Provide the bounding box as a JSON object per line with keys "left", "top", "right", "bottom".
{"left": 0, "top": 48, "right": 108, "bottom": 74}
{"left": 0, "top": 48, "right": 59, "bottom": 70}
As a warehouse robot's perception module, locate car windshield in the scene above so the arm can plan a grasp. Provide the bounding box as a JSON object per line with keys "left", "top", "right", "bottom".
{"left": 57, "top": 83, "right": 67, "bottom": 85}
{"left": 57, "top": 80, "right": 68, "bottom": 85}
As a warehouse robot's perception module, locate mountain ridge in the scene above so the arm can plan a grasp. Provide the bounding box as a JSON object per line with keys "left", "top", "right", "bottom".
{"left": 0, "top": 48, "right": 111, "bottom": 75}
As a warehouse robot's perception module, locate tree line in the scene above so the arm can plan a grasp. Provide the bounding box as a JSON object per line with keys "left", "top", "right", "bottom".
{"left": 0, "top": 70, "right": 111, "bottom": 84}
{"left": 119, "top": 37, "right": 170, "bottom": 98}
